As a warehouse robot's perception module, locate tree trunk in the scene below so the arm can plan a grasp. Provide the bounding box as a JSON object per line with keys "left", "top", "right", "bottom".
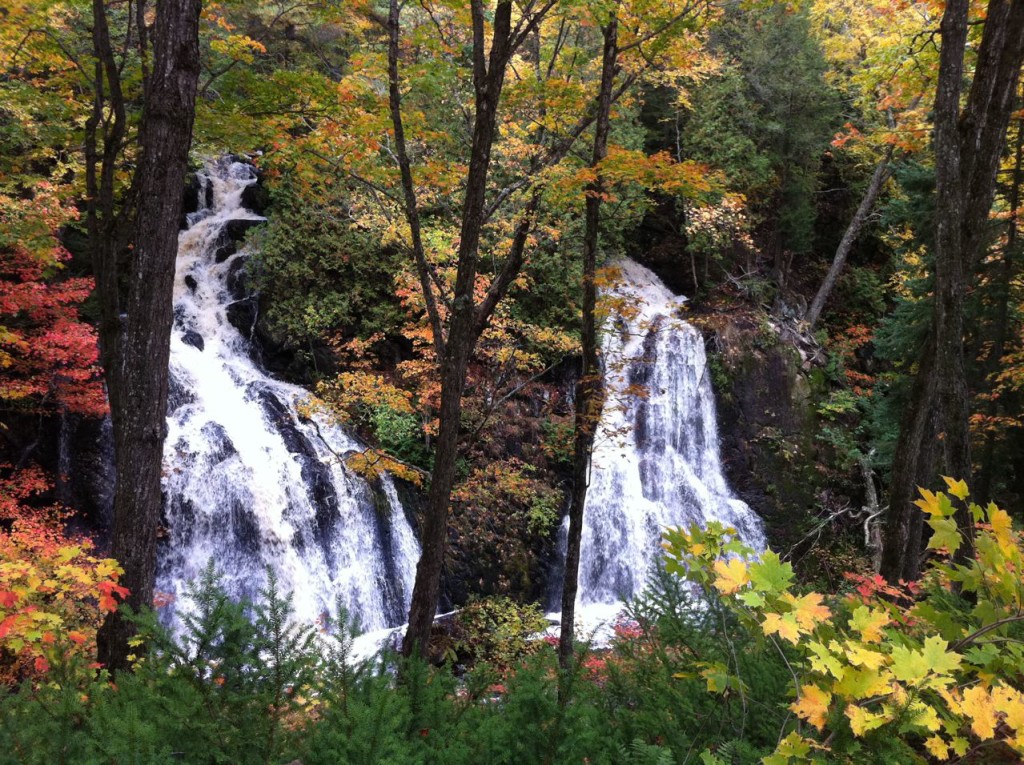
{"left": 402, "top": 0, "right": 517, "bottom": 657}
{"left": 806, "top": 147, "right": 894, "bottom": 329}
{"left": 97, "top": 0, "right": 202, "bottom": 673}
{"left": 977, "top": 113, "right": 1022, "bottom": 504}
{"left": 882, "top": 0, "right": 1024, "bottom": 582}
{"left": 559, "top": 13, "right": 617, "bottom": 674}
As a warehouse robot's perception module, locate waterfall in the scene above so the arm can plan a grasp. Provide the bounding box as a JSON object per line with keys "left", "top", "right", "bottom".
{"left": 157, "top": 158, "right": 420, "bottom": 633}
{"left": 570, "top": 259, "right": 763, "bottom": 616}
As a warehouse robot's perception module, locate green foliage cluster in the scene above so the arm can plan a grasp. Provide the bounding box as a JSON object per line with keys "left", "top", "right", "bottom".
{"left": 248, "top": 181, "right": 406, "bottom": 354}
{"left": 682, "top": 1, "right": 839, "bottom": 256}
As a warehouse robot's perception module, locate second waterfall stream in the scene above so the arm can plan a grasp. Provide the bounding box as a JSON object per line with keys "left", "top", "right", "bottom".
{"left": 558, "top": 258, "right": 764, "bottom": 628}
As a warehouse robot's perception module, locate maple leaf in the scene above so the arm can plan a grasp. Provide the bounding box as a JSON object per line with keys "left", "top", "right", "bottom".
{"left": 763, "top": 732, "right": 813, "bottom": 765}
{"left": 942, "top": 476, "right": 970, "bottom": 501}
{"left": 927, "top": 517, "right": 962, "bottom": 555}
{"left": 921, "top": 635, "right": 962, "bottom": 676}
{"left": 924, "top": 735, "right": 949, "bottom": 760}
{"left": 846, "top": 704, "right": 886, "bottom": 736}
{"left": 962, "top": 685, "right": 999, "bottom": 739}
{"left": 791, "top": 683, "right": 832, "bottom": 730}
{"left": 712, "top": 557, "right": 749, "bottom": 595}
{"left": 807, "top": 640, "right": 843, "bottom": 679}
{"left": 890, "top": 644, "right": 930, "bottom": 684}
{"left": 989, "top": 507, "right": 1015, "bottom": 554}
{"left": 784, "top": 591, "right": 832, "bottom": 631}
{"left": 849, "top": 605, "right": 890, "bottom": 642}
{"left": 762, "top": 612, "right": 801, "bottom": 644}
{"left": 845, "top": 642, "right": 887, "bottom": 671}
{"left": 748, "top": 551, "right": 794, "bottom": 595}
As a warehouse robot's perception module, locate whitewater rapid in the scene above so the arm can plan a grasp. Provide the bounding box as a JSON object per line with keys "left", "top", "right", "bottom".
{"left": 157, "top": 158, "right": 419, "bottom": 633}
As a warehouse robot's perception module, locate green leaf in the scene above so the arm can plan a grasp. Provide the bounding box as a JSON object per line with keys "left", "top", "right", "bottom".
{"left": 927, "top": 517, "right": 961, "bottom": 554}
{"left": 749, "top": 551, "right": 795, "bottom": 596}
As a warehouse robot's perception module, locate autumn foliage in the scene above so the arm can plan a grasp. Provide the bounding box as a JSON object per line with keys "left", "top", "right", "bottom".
{"left": 0, "top": 467, "right": 127, "bottom": 685}
{"left": 664, "top": 479, "right": 1024, "bottom": 763}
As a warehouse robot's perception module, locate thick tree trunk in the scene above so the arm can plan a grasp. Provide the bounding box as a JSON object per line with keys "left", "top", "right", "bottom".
{"left": 97, "top": 0, "right": 202, "bottom": 673}
{"left": 558, "top": 14, "right": 617, "bottom": 674}
{"left": 977, "top": 115, "right": 1022, "bottom": 504}
{"left": 882, "top": 0, "right": 1024, "bottom": 582}
{"left": 806, "top": 147, "right": 893, "bottom": 329}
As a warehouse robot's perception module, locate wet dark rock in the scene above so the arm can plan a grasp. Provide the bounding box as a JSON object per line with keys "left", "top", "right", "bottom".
{"left": 201, "top": 422, "right": 237, "bottom": 465}
{"left": 709, "top": 316, "right": 821, "bottom": 550}
{"left": 214, "top": 240, "right": 237, "bottom": 263}
{"left": 629, "top": 317, "right": 662, "bottom": 451}
{"left": 226, "top": 257, "right": 249, "bottom": 300}
{"left": 231, "top": 498, "right": 261, "bottom": 555}
{"left": 181, "top": 173, "right": 201, "bottom": 229}
{"left": 182, "top": 330, "right": 205, "bottom": 351}
{"left": 226, "top": 298, "right": 258, "bottom": 339}
{"left": 240, "top": 182, "right": 270, "bottom": 216}
{"left": 184, "top": 274, "right": 198, "bottom": 292}
{"left": 224, "top": 218, "right": 263, "bottom": 243}
{"left": 167, "top": 373, "right": 194, "bottom": 414}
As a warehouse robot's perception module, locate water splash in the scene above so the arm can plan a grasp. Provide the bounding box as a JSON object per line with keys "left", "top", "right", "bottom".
{"left": 158, "top": 158, "right": 419, "bottom": 632}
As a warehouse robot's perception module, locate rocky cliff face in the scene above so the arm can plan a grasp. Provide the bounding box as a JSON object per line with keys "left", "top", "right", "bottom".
{"left": 703, "top": 312, "right": 827, "bottom": 552}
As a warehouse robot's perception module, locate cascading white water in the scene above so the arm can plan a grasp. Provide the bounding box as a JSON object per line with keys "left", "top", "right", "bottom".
{"left": 571, "top": 259, "right": 764, "bottom": 615}
{"left": 157, "top": 158, "right": 420, "bottom": 632}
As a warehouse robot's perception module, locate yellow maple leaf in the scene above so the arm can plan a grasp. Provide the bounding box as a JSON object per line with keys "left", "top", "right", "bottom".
{"left": 762, "top": 612, "right": 801, "bottom": 644}
{"left": 712, "top": 557, "right": 749, "bottom": 595}
{"left": 849, "top": 605, "right": 890, "bottom": 643}
{"left": 846, "top": 704, "right": 886, "bottom": 736}
{"left": 962, "top": 685, "right": 999, "bottom": 740}
{"left": 942, "top": 476, "right": 970, "bottom": 501}
{"left": 989, "top": 507, "right": 1015, "bottom": 555}
{"left": 791, "top": 684, "right": 832, "bottom": 730}
{"left": 785, "top": 591, "right": 831, "bottom": 631}
{"left": 924, "top": 735, "right": 949, "bottom": 760}
{"left": 914, "top": 487, "right": 942, "bottom": 516}
{"left": 845, "top": 642, "right": 887, "bottom": 671}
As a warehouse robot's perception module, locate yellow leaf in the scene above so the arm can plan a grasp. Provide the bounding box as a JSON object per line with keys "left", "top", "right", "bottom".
{"left": 846, "top": 642, "right": 887, "bottom": 671}
{"left": 849, "top": 605, "right": 890, "bottom": 643}
{"left": 785, "top": 591, "right": 831, "bottom": 631}
{"left": 990, "top": 507, "right": 1015, "bottom": 555}
{"left": 846, "top": 704, "right": 885, "bottom": 736}
{"left": 914, "top": 488, "right": 942, "bottom": 516}
{"left": 762, "top": 612, "right": 800, "bottom": 644}
{"left": 962, "top": 685, "right": 999, "bottom": 740}
{"left": 942, "top": 476, "right": 969, "bottom": 501}
{"left": 712, "top": 557, "right": 749, "bottom": 595}
{"left": 791, "top": 684, "right": 832, "bottom": 730}
{"left": 924, "top": 735, "right": 949, "bottom": 760}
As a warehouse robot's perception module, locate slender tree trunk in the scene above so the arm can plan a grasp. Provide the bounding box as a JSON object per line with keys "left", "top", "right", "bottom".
{"left": 806, "top": 147, "right": 894, "bottom": 328}
{"left": 402, "top": 0, "right": 517, "bottom": 657}
{"left": 97, "top": 0, "right": 202, "bottom": 672}
{"left": 558, "top": 13, "right": 617, "bottom": 674}
{"left": 882, "top": 0, "right": 1024, "bottom": 582}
